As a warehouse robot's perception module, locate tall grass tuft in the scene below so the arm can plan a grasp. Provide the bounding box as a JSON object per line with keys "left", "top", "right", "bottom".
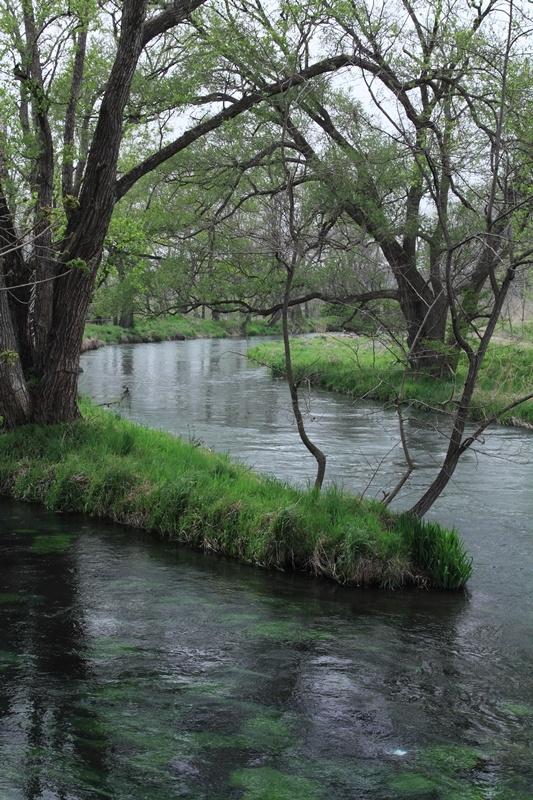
{"left": 0, "top": 400, "right": 472, "bottom": 589}
{"left": 395, "top": 513, "right": 473, "bottom": 589}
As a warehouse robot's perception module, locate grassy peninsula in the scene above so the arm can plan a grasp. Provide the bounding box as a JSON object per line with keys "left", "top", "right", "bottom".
{"left": 247, "top": 333, "right": 533, "bottom": 428}
{"left": 0, "top": 400, "right": 471, "bottom": 589}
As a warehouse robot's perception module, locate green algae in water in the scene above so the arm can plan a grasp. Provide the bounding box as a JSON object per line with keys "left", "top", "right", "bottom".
{"left": 419, "top": 744, "right": 481, "bottom": 772}
{"left": 32, "top": 533, "right": 74, "bottom": 553}
{"left": 194, "top": 731, "right": 248, "bottom": 750}
{"left": 245, "top": 620, "right": 332, "bottom": 642}
{"left": 498, "top": 701, "right": 533, "bottom": 717}
{"left": 388, "top": 772, "right": 438, "bottom": 795}
{"left": 441, "top": 787, "right": 488, "bottom": 800}
{"left": 88, "top": 637, "right": 146, "bottom": 660}
{"left": 194, "top": 714, "right": 292, "bottom": 755}
{"left": 0, "top": 593, "right": 25, "bottom": 603}
{"left": 124, "top": 739, "right": 193, "bottom": 771}
{"left": 411, "top": 745, "right": 494, "bottom": 799}
{"left": 0, "top": 592, "right": 44, "bottom": 606}
{"left": 230, "top": 767, "right": 321, "bottom": 800}
{"left": 87, "top": 684, "right": 130, "bottom": 703}
{"left": 341, "top": 637, "right": 380, "bottom": 653}
{"left": 446, "top": 785, "right": 533, "bottom": 800}
{"left": 111, "top": 718, "right": 193, "bottom": 755}
{"left": 0, "top": 650, "right": 21, "bottom": 670}
{"left": 6, "top": 744, "right": 110, "bottom": 799}
{"left": 241, "top": 715, "right": 291, "bottom": 754}
{"left": 69, "top": 714, "right": 110, "bottom": 747}
{"left": 218, "top": 612, "right": 261, "bottom": 627}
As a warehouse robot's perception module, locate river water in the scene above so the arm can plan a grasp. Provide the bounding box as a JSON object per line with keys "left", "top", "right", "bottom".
{"left": 1, "top": 336, "right": 532, "bottom": 799}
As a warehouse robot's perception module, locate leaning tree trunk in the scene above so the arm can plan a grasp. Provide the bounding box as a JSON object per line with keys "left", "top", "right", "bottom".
{"left": 280, "top": 257, "right": 326, "bottom": 490}
{"left": 409, "top": 262, "right": 516, "bottom": 517}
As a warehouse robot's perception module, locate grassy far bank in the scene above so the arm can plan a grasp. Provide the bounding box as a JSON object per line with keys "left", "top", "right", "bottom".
{"left": 0, "top": 399, "right": 472, "bottom": 589}
{"left": 83, "top": 313, "right": 326, "bottom": 347}
{"left": 247, "top": 334, "right": 533, "bottom": 428}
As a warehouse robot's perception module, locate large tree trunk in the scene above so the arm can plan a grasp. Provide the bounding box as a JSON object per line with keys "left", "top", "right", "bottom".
{"left": 379, "top": 232, "right": 449, "bottom": 375}
{"left": 0, "top": 0, "right": 149, "bottom": 427}
{"left": 32, "top": 268, "right": 96, "bottom": 423}
{"left": 0, "top": 184, "right": 32, "bottom": 427}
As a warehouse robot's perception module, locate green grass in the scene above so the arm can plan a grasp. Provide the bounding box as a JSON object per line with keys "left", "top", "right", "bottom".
{"left": 84, "top": 315, "right": 244, "bottom": 344}
{"left": 0, "top": 399, "right": 472, "bottom": 589}
{"left": 83, "top": 313, "right": 329, "bottom": 347}
{"left": 247, "top": 334, "right": 533, "bottom": 427}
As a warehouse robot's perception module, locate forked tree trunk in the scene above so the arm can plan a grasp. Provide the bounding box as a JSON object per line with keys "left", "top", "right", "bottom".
{"left": 388, "top": 244, "right": 449, "bottom": 376}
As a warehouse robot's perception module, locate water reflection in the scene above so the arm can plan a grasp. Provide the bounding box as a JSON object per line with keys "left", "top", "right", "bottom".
{"left": 0, "top": 502, "right": 112, "bottom": 798}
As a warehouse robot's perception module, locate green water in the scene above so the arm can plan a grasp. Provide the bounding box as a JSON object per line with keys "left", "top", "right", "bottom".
{"left": 1, "top": 498, "right": 533, "bottom": 800}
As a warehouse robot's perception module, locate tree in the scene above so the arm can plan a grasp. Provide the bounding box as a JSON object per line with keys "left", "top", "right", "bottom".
{"left": 2, "top": 0, "right": 533, "bottom": 523}
{"left": 129, "top": 0, "right": 530, "bottom": 382}
{"left": 262, "top": 0, "right": 517, "bottom": 374}
{"left": 0, "top": 0, "right": 354, "bottom": 428}
{"left": 139, "top": 0, "right": 533, "bottom": 515}
{"left": 1, "top": 0, "right": 207, "bottom": 425}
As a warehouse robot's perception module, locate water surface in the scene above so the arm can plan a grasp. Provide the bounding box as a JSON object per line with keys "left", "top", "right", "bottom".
{"left": 0, "top": 336, "right": 532, "bottom": 799}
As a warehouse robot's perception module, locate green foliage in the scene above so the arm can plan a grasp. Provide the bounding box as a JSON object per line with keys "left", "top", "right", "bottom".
{"left": 0, "top": 400, "right": 471, "bottom": 589}
{"left": 84, "top": 315, "right": 237, "bottom": 343}
{"left": 0, "top": 350, "right": 18, "bottom": 367}
{"left": 66, "top": 258, "right": 89, "bottom": 274}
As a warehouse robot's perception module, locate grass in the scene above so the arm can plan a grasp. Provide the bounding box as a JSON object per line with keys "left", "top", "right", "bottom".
{"left": 0, "top": 399, "right": 472, "bottom": 589}
{"left": 247, "top": 334, "right": 533, "bottom": 427}
{"left": 85, "top": 315, "right": 248, "bottom": 344}
{"left": 83, "top": 313, "right": 327, "bottom": 347}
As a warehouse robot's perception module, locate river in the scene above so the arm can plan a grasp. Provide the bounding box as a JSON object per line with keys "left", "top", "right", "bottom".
{"left": 0, "top": 336, "right": 532, "bottom": 799}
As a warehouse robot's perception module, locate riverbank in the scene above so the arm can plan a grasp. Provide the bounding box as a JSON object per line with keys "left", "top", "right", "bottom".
{"left": 248, "top": 335, "right": 533, "bottom": 428}
{"left": 82, "top": 313, "right": 324, "bottom": 351}
{"left": 0, "top": 400, "right": 471, "bottom": 589}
